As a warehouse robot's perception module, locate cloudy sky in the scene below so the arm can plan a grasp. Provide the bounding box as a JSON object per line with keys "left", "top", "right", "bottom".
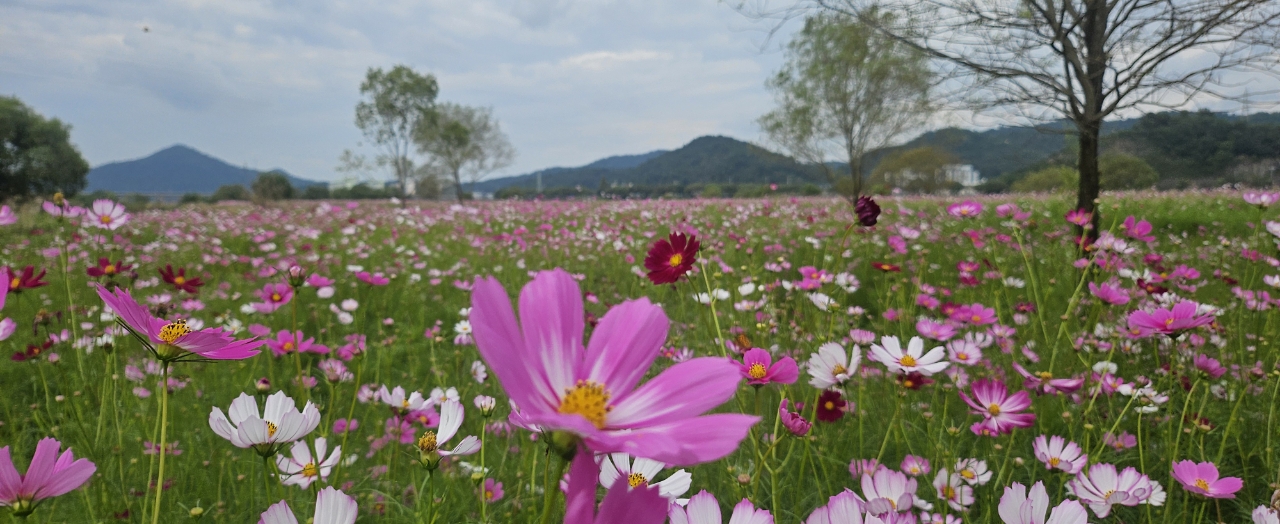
{"left": 3, "top": 1, "right": 1274, "bottom": 184}
{"left": 0, "top": 0, "right": 815, "bottom": 183}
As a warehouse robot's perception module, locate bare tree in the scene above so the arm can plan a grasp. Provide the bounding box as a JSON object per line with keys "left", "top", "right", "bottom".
{"left": 740, "top": 0, "right": 1280, "bottom": 233}
{"left": 415, "top": 103, "right": 516, "bottom": 201}
{"left": 759, "top": 11, "right": 933, "bottom": 200}
{"left": 355, "top": 65, "right": 438, "bottom": 198}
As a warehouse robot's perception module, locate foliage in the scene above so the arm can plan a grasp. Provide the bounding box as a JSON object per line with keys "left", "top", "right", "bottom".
{"left": 0, "top": 96, "right": 90, "bottom": 200}
{"left": 1010, "top": 166, "right": 1079, "bottom": 193}
{"left": 1098, "top": 153, "right": 1159, "bottom": 191}
{"left": 869, "top": 146, "right": 960, "bottom": 194}
{"left": 251, "top": 172, "right": 295, "bottom": 201}
{"left": 211, "top": 184, "right": 252, "bottom": 202}
{"left": 759, "top": 11, "right": 933, "bottom": 197}
{"left": 300, "top": 184, "right": 331, "bottom": 200}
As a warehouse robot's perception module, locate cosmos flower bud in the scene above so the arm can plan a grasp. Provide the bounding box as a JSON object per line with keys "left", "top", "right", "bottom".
{"left": 474, "top": 395, "right": 496, "bottom": 417}
{"left": 255, "top": 377, "right": 271, "bottom": 394}
{"left": 287, "top": 265, "right": 307, "bottom": 288}
{"left": 855, "top": 195, "right": 880, "bottom": 227}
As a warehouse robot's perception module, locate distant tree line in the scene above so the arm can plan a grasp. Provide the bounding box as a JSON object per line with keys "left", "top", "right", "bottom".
{"left": 494, "top": 182, "right": 822, "bottom": 201}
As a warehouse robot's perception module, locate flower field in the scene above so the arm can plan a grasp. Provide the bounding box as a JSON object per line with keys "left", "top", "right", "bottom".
{"left": 1, "top": 191, "right": 1279, "bottom": 523}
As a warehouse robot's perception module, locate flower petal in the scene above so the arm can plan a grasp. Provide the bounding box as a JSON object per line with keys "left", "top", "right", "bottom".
{"left": 517, "top": 269, "right": 585, "bottom": 396}
{"left": 608, "top": 358, "right": 741, "bottom": 428}
{"left": 583, "top": 298, "right": 669, "bottom": 397}
{"left": 471, "top": 275, "right": 557, "bottom": 413}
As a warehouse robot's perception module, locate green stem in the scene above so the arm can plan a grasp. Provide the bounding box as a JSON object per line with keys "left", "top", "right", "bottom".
{"left": 538, "top": 457, "right": 569, "bottom": 524}
{"left": 149, "top": 362, "right": 171, "bottom": 524}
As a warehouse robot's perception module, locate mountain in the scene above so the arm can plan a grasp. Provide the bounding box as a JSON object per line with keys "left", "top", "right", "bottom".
{"left": 473, "top": 136, "right": 822, "bottom": 193}
{"left": 86, "top": 145, "right": 323, "bottom": 195}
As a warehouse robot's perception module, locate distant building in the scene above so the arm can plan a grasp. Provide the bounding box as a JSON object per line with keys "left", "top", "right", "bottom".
{"left": 944, "top": 164, "right": 983, "bottom": 188}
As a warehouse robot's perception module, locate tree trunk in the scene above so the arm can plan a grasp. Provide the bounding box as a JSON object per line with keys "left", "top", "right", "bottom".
{"left": 849, "top": 156, "right": 864, "bottom": 199}
{"left": 453, "top": 167, "right": 464, "bottom": 202}
{"left": 1076, "top": 0, "right": 1108, "bottom": 240}
{"left": 1075, "top": 122, "right": 1101, "bottom": 237}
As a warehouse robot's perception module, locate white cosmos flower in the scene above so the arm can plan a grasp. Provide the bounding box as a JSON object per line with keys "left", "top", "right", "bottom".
{"left": 808, "top": 342, "right": 861, "bottom": 389}
{"left": 260, "top": 486, "right": 357, "bottom": 524}
{"left": 430, "top": 387, "right": 460, "bottom": 405}
{"left": 418, "top": 399, "right": 480, "bottom": 460}
{"left": 869, "top": 336, "right": 949, "bottom": 376}
{"left": 209, "top": 391, "right": 320, "bottom": 456}
{"left": 276, "top": 437, "right": 341, "bottom": 489}
{"left": 808, "top": 292, "right": 837, "bottom": 311}
{"left": 599, "top": 453, "right": 692, "bottom": 501}
{"left": 378, "top": 386, "right": 428, "bottom": 413}
{"left": 738, "top": 283, "right": 757, "bottom": 296}
{"left": 470, "top": 360, "right": 488, "bottom": 383}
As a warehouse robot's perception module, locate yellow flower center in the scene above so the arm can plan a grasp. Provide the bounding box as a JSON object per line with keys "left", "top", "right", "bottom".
{"left": 174, "top": 275, "right": 186, "bottom": 285}
{"left": 668, "top": 253, "right": 683, "bottom": 267}
{"left": 960, "top": 469, "right": 975, "bottom": 480}
{"left": 271, "top": 293, "right": 282, "bottom": 302}
{"left": 559, "top": 380, "right": 612, "bottom": 429}
{"left": 957, "top": 352, "right": 969, "bottom": 361}
{"left": 283, "top": 342, "right": 295, "bottom": 352}
{"left": 748, "top": 363, "right": 768, "bottom": 380}
{"left": 484, "top": 490, "right": 495, "bottom": 500}
{"left": 105, "top": 264, "right": 117, "bottom": 275}
{"left": 1049, "top": 457, "right": 1060, "bottom": 467}
{"left": 627, "top": 472, "right": 648, "bottom": 488}
{"left": 899, "top": 355, "right": 917, "bottom": 367}
{"left": 943, "top": 486, "right": 956, "bottom": 499}
{"left": 971, "top": 314, "right": 982, "bottom": 323}
{"left": 402, "top": 399, "right": 411, "bottom": 409}
{"left": 417, "top": 432, "right": 438, "bottom": 453}
{"left": 1165, "top": 318, "right": 1175, "bottom": 327}
{"left": 824, "top": 401, "right": 835, "bottom": 410}
{"left": 158, "top": 320, "right": 191, "bottom": 344}
{"left": 99, "top": 215, "right": 112, "bottom": 224}
{"left": 1194, "top": 479, "right": 1210, "bottom": 491}
{"left": 1037, "top": 371, "right": 1053, "bottom": 380}
{"left": 832, "top": 364, "right": 847, "bottom": 376}
{"left": 10, "top": 277, "right": 18, "bottom": 288}
{"left": 301, "top": 462, "right": 318, "bottom": 478}
{"left": 988, "top": 404, "right": 1001, "bottom": 415}
{"left": 266, "top": 422, "right": 278, "bottom": 438}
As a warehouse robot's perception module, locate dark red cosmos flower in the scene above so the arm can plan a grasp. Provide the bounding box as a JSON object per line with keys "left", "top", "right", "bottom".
{"left": 5, "top": 266, "right": 48, "bottom": 293}
{"left": 896, "top": 372, "right": 934, "bottom": 390}
{"left": 644, "top": 232, "right": 699, "bottom": 285}
{"left": 12, "top": 340, "right": 52, "bottom": 361}
{"left": 815, "top": 390, "right": 847, "bottom": 422}
{"left": 1137, "top": 278, "right": 1168, "bottom": 295}
{"left": 159, "top": 265, "right": 203, "bottom": 294}
{"left": 855, "top": 195, "right": 881, "bottom": 227}
{"left": 871, "top": 262, "right": 901, "bottom": 273}
{"left": 87, "top": 258, "right": 132, "bottom": 278}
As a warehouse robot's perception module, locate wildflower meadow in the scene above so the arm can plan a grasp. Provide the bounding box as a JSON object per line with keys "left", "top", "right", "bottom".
{"left": 3, "top": 190, "right": 1280, "bottom": 524}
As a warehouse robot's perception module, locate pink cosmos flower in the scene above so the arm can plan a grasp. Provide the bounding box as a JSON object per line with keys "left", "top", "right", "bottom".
{"left": 1103, "top": 431, "right": 1137, "bottom": 451}
{"left": 951, "top": 304, "right": 997, "bottom": 326}
{"left": 861, "top": 467, "right": 917, "bottom": 516}
{"left": 565, "top": 451, "right": 668, "bottom": 524}
{"left": 41, "top": 201, "right": 84, "bottom": 218}
{"left": 901, "top": 455, "right": 930, "bottom": 477}
{"left": 850, "top": 459, "right": 883, "bottom": 478}
{"left": 998, "top": 481, "right": 1088, "bottom": 524}
{"left": 97, "top": 285, "right": 261, "bottom": 362}
{"left": 1088, "top": 282, "right": 1130, "bottom": 306}
{"left": 1064, "top": 209, "right": 1092, "bottom": 227}
{"left": 1066, "top": 463, "right": 1165, "bottom": 518}
{"left": 1126, "top": 301, "right": 1214, "bottom": 337}
{"left": 254, "top": 283, "right": 294, "bottom": 314}
{"left": 0, "top": 206, "right": 14, "bottom": 226}
{"left": 933, "top": 469, "right": 975, "bottom": 511}
{"left": 914, "top": 319, "right": 956, "bottom": 341}
{"left": 960, "top": 379, "right": 1035, "bottom": 436}
{"left": 1171, "top": 460, "right": 1242, "bottom": 499}
{"left": 779, "top": 399, "right": 811, "bottom": 437}
{"left": 305, "top": 274, "right": 334, "bottom": 288}
{"left": 355, "top": 271, "right": 390, "bottom": 286}
{"left": 1192, "top": 354, "right": 1226, "bottom": 379}
{"left": 869, "top": 336, "right": 949, "bottom": 376}
{"left": 266, "top": 330, "right": 329, "bottom": 358}
{"left": 481, "top": 478, "right": 504, "bottom": 503}
{"left": 1033, "top": 435, "right": 1086, "bottom": 474}
{"left": 1012, "top": 363, "right": 1084, "bottom": 395}
{"left": 736, "top": 348, "right": 799, "bottom": 386}
{"left": 84, "top": 199, "right": 129, "bottom": 230}
{"left": 1121, "top": 216, "right": 1155, "bottom": 242}
{"left": 945, "top": 339, "right": 982, "bottom": 366}
{"left": 672, "top": 489, "right": 779, "bottom": 524}
{"left": 804, "top": 489, "right": 879, "bottom": 524}
{"left": 1244, "top": 191, "right": 1280, "bottom": 208}
{"left": 797, "top": 266, "right": 832, "bottom": 290}
{"left": 1255, "top": 506, "right": 1280, "bottom": 524}
{"left": 0, "top": 438, "right": 96, "bottom": 517}
{"left": 470, "top": 269, "right": 757, "bottom": 465}
{"left": 947, "top": 201, "right": 983, "bottom": 218}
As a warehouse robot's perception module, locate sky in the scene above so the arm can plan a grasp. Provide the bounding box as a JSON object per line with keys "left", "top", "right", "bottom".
{"left": 0, "top": 0, "right": 810, "bottom": 183}
{"left": 2, "top": 1, "right": 1275, "bottom": 184}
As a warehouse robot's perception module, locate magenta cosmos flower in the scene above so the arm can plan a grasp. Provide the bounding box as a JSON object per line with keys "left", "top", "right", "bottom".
{"left": 1126, "top": 301, "right": 1213, "bottom": 337}
{"left": 947, "top": 201, "right": 983, "bottom": 218}
{"left": 1171, "top": 460, "right": 1242, "bottom": 499}
{"left": 0, "top": 438, "right": 96, "bottom": 517}
{"left": 97, "top": 285, "right": 261, "bottom": 362}
{"left": 267, "top": 330, "right": 329, "bottom": 357}
{"left": 1088, "top": 282, "right": 1130, "bottom": 306}
{"left": 470, "top": 269, "right": 756, "bottom": 465}
{"left": 959, "top": 379, "right": 1035, "bottom": 437}
{"left": 736, "top": 348, "right": 799, "bottom": 386}
{"left": 254, "top": 283, "right": 294, "bottom": 314}
{"left": 1033, "top": 435, "right": 1086, "bottom": 474}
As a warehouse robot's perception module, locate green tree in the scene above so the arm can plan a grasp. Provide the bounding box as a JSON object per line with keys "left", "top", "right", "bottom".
{"left": 0, "top": 96, "right": 90, "bottom": 200}
{"left": 758, "top": 11, "right": 933, "bottom": 200}
{"left": 1099, "top": 153, "right": 1159, "bottom": 190}
{"left": 355, "top": 65, "right": 439, "bottom": 198}
{"left": 1010, "top": 166, "right": 1079, "bottom": 193}
{"left": 251, "top": 172, "right": 294, "bottom": 201}
{"left": 301, "top": 184, "right": 331, "bottom": 200}
{"left": 211, "top": 184, "right": 251, "bottom": 202}
{"left": 179, "top": 193, "right": 205, "bottom": 204}
{"left": 870, "top": 146, "right": 959, "bottom": 194}
{"left": 414, "top": 103, "right": 515, "bottom": 202}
